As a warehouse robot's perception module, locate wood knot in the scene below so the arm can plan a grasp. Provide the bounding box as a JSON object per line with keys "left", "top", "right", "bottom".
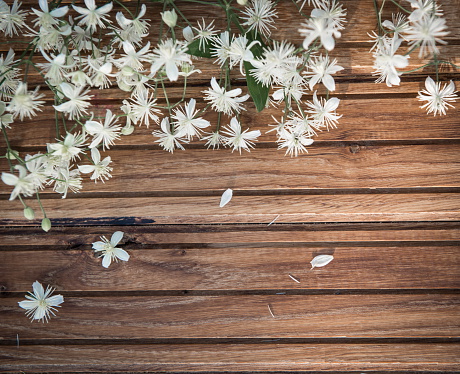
{"left": 349, "top": 144, "right": 360, "bottom": 154}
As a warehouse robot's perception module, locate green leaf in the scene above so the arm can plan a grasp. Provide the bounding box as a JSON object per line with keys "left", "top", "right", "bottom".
{"left": 244, "top": 31, "right": 269, "bottom": 112}
{"left": 244, "top": 60, "right": 269, "bottom": 112}
{"left": 186, "top": 39, "right": 212, "bottom": 59}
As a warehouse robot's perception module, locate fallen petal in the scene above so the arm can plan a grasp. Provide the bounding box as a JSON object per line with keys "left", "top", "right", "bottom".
{"left": 220, "top": 188, "right": 233, "bottom": 208}
{"left": 310, "top": 254, "right": 334, "bottom": 269}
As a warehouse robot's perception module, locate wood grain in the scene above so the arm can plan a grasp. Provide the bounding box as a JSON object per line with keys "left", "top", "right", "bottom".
{"left": 1, "top": 193, "right": 459, "bottom": 224}
{"left": 1, "top": 343, "right": 459, "bottom": 371}
{"left": 1, "top": 223, "right": 458, "bottom": 247}
{"left": 1, "top": 145, "right": 459, "bottom": 197}
{"left": 3, "top": 97, "right": 460, "bottom": 148}
{"left": 1, "top": 295, "right": 459, "bottom": 339}
{"left": 1, "top": 245, "right": 459, "bottom": 292}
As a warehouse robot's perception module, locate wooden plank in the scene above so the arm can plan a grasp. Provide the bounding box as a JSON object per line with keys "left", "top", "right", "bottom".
{"left": 1, "top": 223, "right": 458, "bottom": 247}
{"left": 1, "top": 295, "right": 458, "bottom": 339}
{"left": 2, "top": 193, "right": 459, "bottom": 225}
{"left": 1, "top": 343, "right": 459, "bottom": 371}
{"left": 1, "top": 245, "right": 459, "bottom": 292}
{"left": 4, "top": 98, "right": 460, "bottom": 148}
{"left": 1, "top": 145, "right": 459, "bottom": 196}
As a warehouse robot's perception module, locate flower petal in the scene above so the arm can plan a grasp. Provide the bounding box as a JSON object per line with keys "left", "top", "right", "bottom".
{"left": 111, "top": 231, "right": 124, "bottom": 246}
{"left": 219, "top": 188, "right": 233, "bottom": 208}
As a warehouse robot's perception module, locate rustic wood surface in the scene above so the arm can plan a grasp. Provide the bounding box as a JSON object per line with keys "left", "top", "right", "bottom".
{"left": 1, "top": 0, "right": 459, "bottom": 372}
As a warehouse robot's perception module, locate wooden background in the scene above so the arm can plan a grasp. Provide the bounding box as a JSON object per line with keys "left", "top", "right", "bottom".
{"left": 1, "top": 0, "right": 459, "bottom": 371}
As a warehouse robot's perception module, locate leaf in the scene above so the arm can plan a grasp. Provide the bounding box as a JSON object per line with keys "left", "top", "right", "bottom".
{"left": 186, "top": 39, "right": 213, "bottom": 59}
{"left": 310, "top": 255, "right": 334, "bottom": 270}
{"left": 244, "top": 31, "right": 269, "bottom": 112}
{"left": 244, "top": 61, "right": 270, "bottom": 112}
{"left": 219, "top": 188, "right": 233, "bottom": 208}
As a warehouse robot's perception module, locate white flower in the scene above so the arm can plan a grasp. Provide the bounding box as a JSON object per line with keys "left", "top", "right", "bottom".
{"left": 7, "top": 83, "right": 45, "bottom": 121}
{"left": 407, "top": 0, "right": 442, "bottom": 22}
{"left": 0, "top": 49, "right": 20, "bottom": 100}
{"left": 161, "top": 9, "right": 177, "bottom": 28}
{"left": 1, "top": 165, "right": 36, "bottom": 200}
{"left": 152, "top": 117, "right": 187, "bottom": 153}
{"left": 406, "top": 14, "right": 449, "bottom": 57}
{"left": 54, "top": 83, "right": 93, "bottom": 120}
{"left": 202, "top": 131, "right": 227, "bottom": 149}
{"left": 48, "top": 132, "right": 85, "bottom": 162}
{"left": 299, "top": 0, "right": 346, "bottom": 51}
{"left": 31, "top": 0, "right": 68, "bottom": 28}
{"left": 129, "top": 89, "right": 161, "bottom": 127}
{"left": 417, "top": 76, "right": 458, "bottom": 116}
{"left": 25, "top": 153, "right": 49, "bottom": 190}
{"left": 116, "top": 4, "right": 149, "bottom": 37}
{"left": 381, "top": 13, "right": 410, "bottom": 38}
{"left": 150, "top": 39, "right": 192, "bottom": 82}
{"left": 0, "top": 100, "right": 13, "bottom": 128}
{"left": 193, "top": 18, "right": 218, "bottom": 50}
{"left": 306, "top": 92, "right": 341, "bottom": 129}
{"left": 372, "top": 37, "right": 410, "bottom": 87}
{"left": 18, "top": 281, "right": 64, "bottom": 322}
{"left": 276, "top": 122, "right": 314, "bottom": 157}
{"left": 203, "top": 77, "right": 249, "bottom": 115}
{"left": 116, "top": 41, "right": 151, "bottom": 71}
{"left": 50, "top": 165, "right": 82, "bottom": 198}
{"left": 172, "top": 98, "right": 210, "bottom": 140}
{"left": 92, "top": 231, "right": 129, "bottom": 268}
{"left": 78, "top": 147, "right": 112, "bottom": 183}
{"left": 211, "top": 31, "right": 233, "bottom": 67}
{"left": 304, "top": 54, "right": 344, "bottom": 91}
{"left": 0, "top": 0, "right": 27, "bottom": 37}
{"left": 37, "top": 48, "right": 75, "bottom": 86}
{"left": 85, "top": 109, "right": 121, "bottom": 150}
{"left": 240, "top": 0, "right": 278, "bottom": 38}
{"left": 222, "top": 117, "right": 261, "bottom": 153}
{"left": 87, "top": 58, "right": 113, "bottom": 89}
{"left": 228, "top": 35, "right": 260, "bottom": 74}
{"left": 72, "top": 0, "right": 113, "bottom": 33}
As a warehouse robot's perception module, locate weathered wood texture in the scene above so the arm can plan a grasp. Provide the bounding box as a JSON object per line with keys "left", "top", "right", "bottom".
{"left": 1, "top": 0, "right": 460, "bottom": 372}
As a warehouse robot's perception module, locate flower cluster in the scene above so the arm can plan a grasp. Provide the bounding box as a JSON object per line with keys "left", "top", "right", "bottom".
{"left": 0, "top": 0, "right": 348, "bottom": 228}
{"left": 369, "top": 0, "right": 458, "bottom": 115}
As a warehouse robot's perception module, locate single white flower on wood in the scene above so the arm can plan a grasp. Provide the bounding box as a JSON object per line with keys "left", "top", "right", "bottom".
{"left": 18, "top": 281, "right": 64, "bottom": 322}
{"left": 92, "top": 231, "right": 130, "bottom": 268}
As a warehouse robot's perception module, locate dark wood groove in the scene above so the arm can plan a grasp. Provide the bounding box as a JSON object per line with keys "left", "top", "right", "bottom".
{"left": 1, "top": 337, "right": 460, "bottom": 346}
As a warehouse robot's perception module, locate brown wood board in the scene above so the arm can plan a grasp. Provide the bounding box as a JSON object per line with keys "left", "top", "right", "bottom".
{"left": 1, "top": 193, "right": 460, "bottom": 224}
{"left": 1, "top": 343, "right": 460, "bottom": 371}
{"left": 1, "top": 294, "right": 459, "bottom": 339}
{"left": 1, "top": 245, "right": 459, "bottom": 292}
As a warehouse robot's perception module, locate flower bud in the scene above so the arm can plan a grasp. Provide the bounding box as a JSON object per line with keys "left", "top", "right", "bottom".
{"left": 41, "top": 218, "right": 51, "bottom": 232}
{"left": 23, "top": 206, "right": 35, "bottom": 220}
{"left": 183, "top": 26, "right": 194, "bottom": 42}
{"left": 6, "top": 149, "right": 18, "bottom": 160}
{"left": 237, "top": 0, "right": 248, "bottom": 5}
{"left": 68, "top": 70, "right": 91, "bottom": 86}
{"left": 121, "top": 124, "right": 135, "bottom": 135}
{"left": 161, "top": 9, "right": 177, "bottom": 28}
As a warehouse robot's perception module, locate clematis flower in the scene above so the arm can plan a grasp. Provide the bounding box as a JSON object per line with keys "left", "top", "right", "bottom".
{"left": 222, "top": 117, "right": 261, "bottom": 153}
{"left": 417, "top": 76, "right": 458, "bottom": 116}
{"left": 78, "top": 147, "right": 112, "bottom": 183}
{"left": 203, "top": 77, "right": 249, "bottom": 115}
{"left": 92, "top": 231, "right": 130, "bottom": 268}
{"left": 72, "top": 0, "right": 113, "bottom": 33}
{"left": 1, "top": 165, "right": 36, "bottom": 200}
{"left": 53, "top": 83, "right": 93, "bottom": 120}
{"left": 172, "top": 98, "right": 210, "bottom": 140}
{"left": 7, "top": 82, "right": 45, "bottom": 121}
{"left": 18, "top": 281, "right": 64, "bottom": 322}
{"left": 152, "top": 117, "right": 187, "bottom": 153}
{"left": 150, "top": 39, "right": 192, "bottom": 82}
{"left": 372, "top": 37, "right": 409, "bottom": 87}
{"left": 85, "top": 109, "right": 121, "bottom": 150}
{"left": 31, "top": 0, "right": 69, "bottom": 28}
{"left": 304, "top": 54, "right": 344, "bottom": 92}
{"left": 240, "top": 0, "right": 278, "bottom": 38}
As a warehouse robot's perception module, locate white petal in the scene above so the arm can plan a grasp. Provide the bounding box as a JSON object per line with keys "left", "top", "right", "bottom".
{"left": 85, "top": 121, "right": 103, "bottom": 134}
{"left": 32, "top": 281, "right": 45, "bottom": 298}
{"left": 1, "top": 172, "right": 18, "bottom": 186}
{"left": 18, "top": 300, "right": 38, "bottom": 310}
{"left": 165, "top": 63, "right": 179, "bottom": 82}
{"left": 393, "top": 55, "right": 409, "bottom": 69}
{"left": 111, "top": 231, "right": 124, "bottom": 246}
{"left": 46, "top": 294, "right": 64, "bottom": 306}
{"left": 33, "top": 306, "right": 46, "bottom": 320}
{"left": 78, "top": 164, "right": 96, "bottom": 174}
{"left": 114, "top": 248, "right": 130, "bottom": 261}
{"left": 102, "top": 254, "right": 112, "bottom": 268}
{"left": 322, "top": 74, "right": 336, "bottom": 91}
{"left": 425, "top": 76, "right": 436, "bottom": 94}
{"left": 310, "top": 254, "right": 334, "bottom": 269}
{"left": 219, "top": 188, "right": 233, "bottom": 208}
{"left": 59, "top": 83, "right": 74, "bottom": 98}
